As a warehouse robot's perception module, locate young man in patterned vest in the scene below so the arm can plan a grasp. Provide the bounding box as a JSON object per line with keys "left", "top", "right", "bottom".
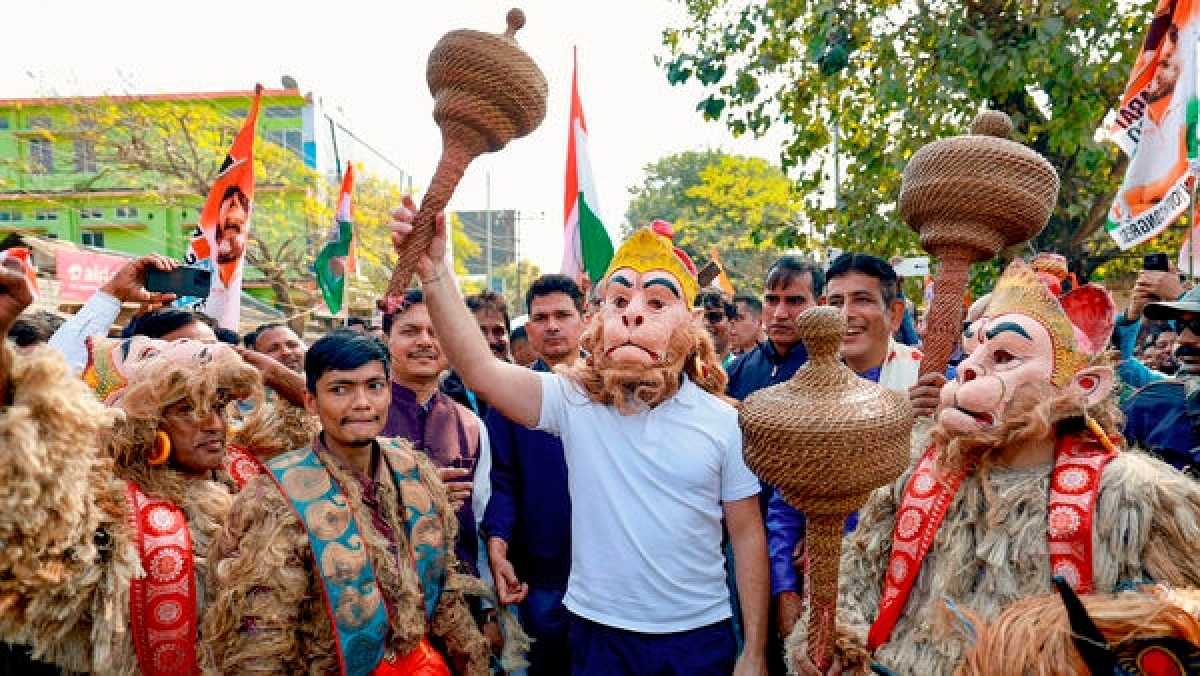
{"left": 788, "top": 260, "right": 1200, "bottom": 675}
{"left": 206, "top": 330, "right": 520, "bottom": 675}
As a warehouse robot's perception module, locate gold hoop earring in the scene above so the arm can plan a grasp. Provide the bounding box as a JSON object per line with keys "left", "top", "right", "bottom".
{"left": 148, "top": 431, "right": 171, "bottom": 466}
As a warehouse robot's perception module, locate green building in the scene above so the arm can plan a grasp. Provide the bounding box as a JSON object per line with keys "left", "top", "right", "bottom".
{"left": 0, "top": 87, "right": 318, "bottom": 302}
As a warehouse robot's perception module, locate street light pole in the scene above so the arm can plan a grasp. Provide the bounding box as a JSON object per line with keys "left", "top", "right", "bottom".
{"left": 486, "top": 171, "right": 493, "bottom": 291}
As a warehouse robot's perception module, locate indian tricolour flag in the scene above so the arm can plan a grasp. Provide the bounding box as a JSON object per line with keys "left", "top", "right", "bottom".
{"left": 562, "top": 49, "right": 614, "bottom": 284}
{"left": 314, "top": 163, "right": 356, "bottom": 316}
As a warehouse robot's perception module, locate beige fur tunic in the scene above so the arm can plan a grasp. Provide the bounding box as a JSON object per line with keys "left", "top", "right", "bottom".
{"left": 0, "top": 346, "right": 282, "bottom": 674}
{"left": 787, "top": 433, "right": 1200, "bottom": 675}
{"left": 203, "top": 444, "right": 492, "bottom": 675}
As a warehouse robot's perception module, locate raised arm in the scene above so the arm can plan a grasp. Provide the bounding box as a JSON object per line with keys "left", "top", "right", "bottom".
{"left": 390, "top": 198, "right": 542, "bottom": 427}
{"left": 46, "top": 254, "right": 178, "bottom": 372}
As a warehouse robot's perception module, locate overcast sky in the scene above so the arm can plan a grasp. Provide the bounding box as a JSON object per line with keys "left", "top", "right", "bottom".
{"left": 3, "top": 0, "right": 790, "bottom": 272}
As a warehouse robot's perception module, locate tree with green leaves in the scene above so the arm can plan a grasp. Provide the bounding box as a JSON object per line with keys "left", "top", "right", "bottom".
{"left": 661, "top": 0, "right": 1181, "bottom": 281}
{"left": 626, "top": 150, "right": 797, "bottom": 293}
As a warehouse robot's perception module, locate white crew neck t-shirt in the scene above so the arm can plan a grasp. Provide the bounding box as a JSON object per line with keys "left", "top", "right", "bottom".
{"left": 536, "top": 371, "right": 760, "bottom": 633}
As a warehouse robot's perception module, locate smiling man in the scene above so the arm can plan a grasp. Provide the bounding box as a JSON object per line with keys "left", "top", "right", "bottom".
{"left": 382, "top": 288, "right": 487, "bottom": 576}
{"left": 391, "top": 204, "right": 770, "bottom": 676}
{"left": 787, "top": 260, "right": 1200, "bottom": 675}
{"left": 766, "top": 253, "right": 936, "bottom": 646}
{"left": 252, "top": 322, "right": 306, "bottom": 373}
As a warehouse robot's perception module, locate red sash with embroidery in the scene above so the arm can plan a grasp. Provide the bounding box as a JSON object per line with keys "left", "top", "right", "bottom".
{"left": 223, "top": 443, "right": 266, "bottom": 490}
{"left": 125, "top": 482, "right": 199, "bottom": 676}
{"left": 867, "top": 435, "right": 1116, "bottom": 651}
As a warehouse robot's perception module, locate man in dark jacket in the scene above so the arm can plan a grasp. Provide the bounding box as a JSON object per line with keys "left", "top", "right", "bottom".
{"left": 1124, "top": 284, "right": 1200, "bottom": 474}
{"left": 482, "top": 274, "right": 585, "bottom": 675}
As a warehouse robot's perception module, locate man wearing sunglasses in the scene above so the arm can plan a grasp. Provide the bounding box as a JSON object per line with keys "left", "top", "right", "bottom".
{"left": 695, "top": 289, "right": 737, "bottom": 369}
{"left": 1122, "top": 284, "right": 1200, "bottom": 474}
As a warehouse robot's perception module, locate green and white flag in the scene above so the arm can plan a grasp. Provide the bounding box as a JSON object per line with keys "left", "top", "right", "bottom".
{"left": 315, "top": 163, "right": 355, "bottom": 315}
{"left": 562, "top": 50, "right": 614, "bottom": 283}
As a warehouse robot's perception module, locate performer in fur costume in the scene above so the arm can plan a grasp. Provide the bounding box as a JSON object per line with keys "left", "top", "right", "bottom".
{"left": 955, "top": 579, "right": 1200, "bottom": 675}
{"left": 788, "top": 260, "right": 1200, "bottom": 675}
{"left": 388, "top": 198, "right": 769, "bottom": 675}
{"left": 0, "top": 260, "right": 279, "bottom": 675}
{"left": 204, "top": 330, "right": 514, "bottom": 676}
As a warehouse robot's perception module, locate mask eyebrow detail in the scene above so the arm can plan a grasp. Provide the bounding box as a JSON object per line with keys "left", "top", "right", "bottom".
{"left": 610, "top": 275, "right": 634, "bottom": 289}
{"left": 985, "top": 321, "right": 1032, "bottom": 342}
{"left": 643, "top": 278, "right": 680, "bottom": 298}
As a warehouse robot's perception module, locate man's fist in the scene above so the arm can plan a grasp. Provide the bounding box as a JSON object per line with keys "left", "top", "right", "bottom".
{"left": 102, "top": 254, "right": 179, "bottom": 305}
{"left": 1133, "top": 269, "right": 1185, "bottom": 305}
{"left": 389, "top": 196, "right": 448, "bottom": 282}
{"left": 908, "top": 371, "right": 947, "bottom": 419}
{"left": 0, "top": 257, "right": 35, "bottom": 337}
{"left": 487, "top": 537, "right": 529, "bottom": 605}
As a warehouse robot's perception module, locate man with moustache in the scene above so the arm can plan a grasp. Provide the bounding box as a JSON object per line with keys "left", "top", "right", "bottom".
{"left": 727, "top": 256, "right": 824, "bottom": 403}
{"left": 392, "top": 203, "right": 770, "bottom": 676}
{"left": 766, "top": 253, "right": 934, "bottom": 643}
{"left": 696, "top": 289, "right": 737, "bottom": 367}
{"left": 382, "top": 289, "right": 487, "bottom": 575}
{"left": 788, "top": 261, "right": 1200, "bottom": 675}
{"left": 216, "top": 186, "right": 249, "bottom": 267}
{"left": 442, "top": 291, "right": 511, "bottom": 418}
{"left": 206, "top": 330, "right": 502, "bottom": 674}
{"left": 483, "top": 274, "right": 585, "bottom": 675}
{"left": 1123, "top": 284, "right": 1200, "bottom": 474}
{"left": 252, "top": 322, "right": 306, "bottom": 373}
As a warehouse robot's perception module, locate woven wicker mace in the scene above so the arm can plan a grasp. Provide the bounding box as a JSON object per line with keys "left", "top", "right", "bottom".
{"left": 388, "top": 8, "right": 548, "bottom": 294}
{"left": 900, "top": 110, "right": 1058, "bottom": 379}
{"left": 740, "top": 307, "right": 913, "bottom": 669}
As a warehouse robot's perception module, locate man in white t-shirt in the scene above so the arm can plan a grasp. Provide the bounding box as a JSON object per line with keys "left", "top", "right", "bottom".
{"left": 391, "top": 203, "right": 769, "bottom": 676}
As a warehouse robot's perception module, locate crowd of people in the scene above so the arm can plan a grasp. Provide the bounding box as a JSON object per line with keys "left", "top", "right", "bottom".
{"left": 0, "top": 196, "right": 1198, "bottom": 675}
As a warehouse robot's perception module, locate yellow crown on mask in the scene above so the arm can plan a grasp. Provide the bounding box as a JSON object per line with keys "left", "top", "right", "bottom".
{"left": 984, "top": 261, "right": 1086, "bottom": 387}
{"left": 604, "top": 227, "right": 698, "bottom": 302}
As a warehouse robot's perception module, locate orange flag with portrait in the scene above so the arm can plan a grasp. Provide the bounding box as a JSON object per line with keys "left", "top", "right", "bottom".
{"left": 179, "top": 84, "right": 262, "bottom": 329}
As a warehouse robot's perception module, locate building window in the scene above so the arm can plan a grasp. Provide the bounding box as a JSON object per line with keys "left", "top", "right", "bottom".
{"left": 265, "top": 128, "right": 304, "bottom": 158}
{"left": 35, "top": 210, "right": 59, "bottom": 222}
{"left": 74, "top": 140, "right": 97, "bottom": 173}
{"left": 0, "top": 210, "right": 21, "bottom": 222}
{"left": 115, "top": 205, "right": 139, "bottom": 219}
{"left": 81, "top": 231, "right": 105, "bottom": 248}
{"left": 265, "top": 105, "right": 302, "bottom": 118}
{"left": 0, "top": 115, "right": 10, "bottom": 130}
{"left": 27, "top": 116, "right": 51, "bottom": 130}
{"left": 28, "top": 139, "right": 53, "bottom": 174}
{"left": 230, "top": 108, "right": 248, "bottom": 119}
{"left": 79, "top": 207, "right": 104, "bottom": 220}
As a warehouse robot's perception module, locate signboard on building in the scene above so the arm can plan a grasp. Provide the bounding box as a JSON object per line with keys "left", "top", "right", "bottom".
{"left": 55, "top": 249, "right": 128, "bottom": 301}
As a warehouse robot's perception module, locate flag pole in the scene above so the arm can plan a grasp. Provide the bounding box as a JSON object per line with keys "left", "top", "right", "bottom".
{"left": 1190, "top": 175, "right": 1196, "bottom": 279}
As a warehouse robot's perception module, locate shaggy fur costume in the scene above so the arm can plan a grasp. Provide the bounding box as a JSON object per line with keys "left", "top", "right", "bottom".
{"left": 0, "top": 344, "right": 279, "bottom": 674}
{"left": 955, "top": 586, "right": 1200, "bottom": 675}
{"left": 204, "top": 443, "right": 498, "bottom": 675}
{"left": 784, "top": 425, "right": 1200, "bottom": 675}
{"left": 234, "top": 390, "right": 320, "bottom": 461}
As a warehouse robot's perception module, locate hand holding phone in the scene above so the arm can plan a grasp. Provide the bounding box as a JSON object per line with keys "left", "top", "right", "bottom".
{"left": 145, "top": 265, "right": 212, "bottom": 298}
{"left": 1144, "top": 253, "right": 1170, "bottom": 272}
